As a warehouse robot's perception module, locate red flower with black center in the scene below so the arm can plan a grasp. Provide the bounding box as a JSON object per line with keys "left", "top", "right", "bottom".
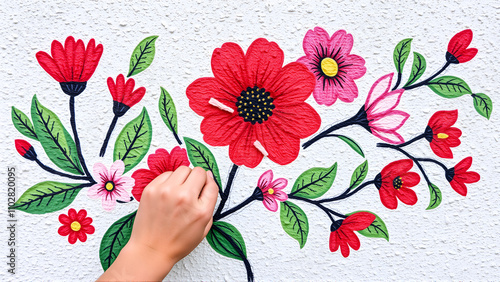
{"left": 131, "top": 147, "right": 190, "bottom": 201}
{"left": 15, "top": 139, "right": 37, "bottom": 160}
{"left": 108, "top": 74, "right": 146, "bottom": 117}
{"left": 375, "top": 159, "right": 420, "bottom": 209}
{"left": 186, "top": 38, "right": 321, "bottom": 168}
{"left": 445, "top": 157, "right": 480, "bottom": 196}
{"left": 329, "top": 212, "right": 375, "bottom": 257}
{"left": 36, "top": 36, "right": 103, "bottom": 96}
{"left": 425, "top": 110, "right": 462, "bottom": 159}
{"left": 58, "top": 208, "right": 95, "bottom": 244}
{"left": 446, "top": 29, "right": 478, "bottom": 64}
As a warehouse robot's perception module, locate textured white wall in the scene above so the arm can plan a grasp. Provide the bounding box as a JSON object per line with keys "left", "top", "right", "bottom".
{"left": 1, "top": 0, "right": 499, "bottom": 281}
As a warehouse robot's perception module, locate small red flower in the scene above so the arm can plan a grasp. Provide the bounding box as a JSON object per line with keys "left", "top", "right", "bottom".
{"left": 108, "top": 74, "right": 146, "bottom": 116}
{"left": 15, "top": 139, "right": 37, "bottom": 160}
{"left": 446, "top": 157, "right": 480, "bottom": 196}
{"left": 36, "top": 36, "right": 103, "bottom": 96}
{"left": 186, "top": 38, "right": 320, "bottom": 168}
{"left": 58, "top": 208, "right": 95, "bottom": 244}
{"left": 446, "top": 29, "right": 478, "bottom": 64}
{"left": 131, "top": 147, "right": 190, "bottom": 201}
{"left": 375, "top": 159, "right": 420, "bottom": 209}
{"left": 329, "top": 212, "right": 375, "bottom": 257}
{"left": 425, "top": 110, "right": 462, "bottom": 159}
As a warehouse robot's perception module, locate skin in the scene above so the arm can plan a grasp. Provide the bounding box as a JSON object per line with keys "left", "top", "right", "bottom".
{"left": 98, "top": 166, "right": 219, "bottom": 281}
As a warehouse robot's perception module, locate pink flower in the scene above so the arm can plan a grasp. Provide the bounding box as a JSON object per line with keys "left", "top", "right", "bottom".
{"left": 88, "top": 160, "right": 134, "bottom": 211}
{"left": 297, "top": 27, "right": 366, "bottom": 106}
{"left": 362, "top": 73, "right": 409, "bottom": 144}
{"left": 257, "top": 170, "right": 288, "bottom": 212}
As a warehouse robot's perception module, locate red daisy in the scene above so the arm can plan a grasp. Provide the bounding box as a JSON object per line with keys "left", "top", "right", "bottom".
{"left": 445, "top": 157, "right": 480, "bottom": 196}
{"left": 108, "top": 74, "right": 146, "bottom": 117}
{"left": 446, "top": 29, "right": 478, "bottom": 64}
{"left": 58, "top": 208, "right": 95, "bottom": 244}
{"left": 36, "top": 36, "right": 103, "bottom": 96}
{"left": 425, "top": 110, "right": 462, "bottom": 159}
{"left": 375, "top": 159, "right": 420, "bottom": 209}
{"left": 329, "top": 212, "right": 375, "bottom": 257}
{"left": 186, "top": 38, "right": 321, "bottom": 168}
{"left": 131, "top": 147, "right": 190, "bottom": 201}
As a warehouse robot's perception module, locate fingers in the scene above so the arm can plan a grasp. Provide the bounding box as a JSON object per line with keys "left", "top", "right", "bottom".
{"left": 165, "top": 166, "right": 192, "bottom": 186}
{"left": 199, "top": 171, "right": 219, "bottom": 211}
{"left": 183, "top": 167, "right": 207, "bottom": 196}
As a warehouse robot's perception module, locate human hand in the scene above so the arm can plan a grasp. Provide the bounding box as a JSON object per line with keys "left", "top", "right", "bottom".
{"left": 98, "top": 166, "right": 219, "bottom": 281}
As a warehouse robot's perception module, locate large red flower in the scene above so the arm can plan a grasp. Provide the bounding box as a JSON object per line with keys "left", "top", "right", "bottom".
{"left": 186, "top": 38, "right": 321, "bottom": 168}
{"left": 131, "top": 147, "right": 190, "bottom": 201}
{"left": 108, "top": 74, "right": 146, "bottom": 116}
{"left": 446, "top": 157, "right": 480, "bottom": 196}
{"left": 446, "top": 29, "right": 478, "bottom": 64}
{"left": 36, "top": 36, "right": 103, "bottom": 96}
{"left": 425, "top": 110, "right": 462, "bottom": 159}
{"left": 329, "top": 212, "right": 375, "bottom": 257}
{"left": 58, "top": 208, "right": 95, "bottom": 244}
{"left": 375, "top": 159, "right": 420, "bottom": 209}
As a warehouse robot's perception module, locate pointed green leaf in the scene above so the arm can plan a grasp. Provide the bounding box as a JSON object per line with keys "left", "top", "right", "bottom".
{"left": 350, "top": 160, "right": 368, "bottom": 190}
{"left": 113, "top": 107, "right": 152, "bottom": 173}
{"left": 280, "top": 201, "right": 309, "bottom": 248}
{"left": 291, "top": 163, "right": 337, "bottom": 199}
{"left": 183, "top": 137, "right": 222, "bottom": 192}
{"left": 127, "top": 35, "right": 158, "bottom": 77}
{"left": 159, "top": 87, "right": 181, "bottom": 144}
{"left": 9, "top": 181, "right": 86, "bottom": 214}
{"left": 427, "top": 76, "right": 472, "bottom": 98}
{"left": 393, "top": 38, "right": 412, "bottom": 73}
{"left": 31, "top": 95, "right": 83, "bottom": 175}
{"left": 347, "top": 210, "right": 389, "bottom": 241}
{"left": 207, "top": 221, "right": 247, "bottom": 261}
{"left": 472, "top": 93, "right": 493, "bottom": 120}
{"left": 404, "top": 52, "right": 427, "bottom": 87}
{"left": 336, "top": 135, "right": 365, "bottom": 158}
{"left": 426, "top": 183, "right": 442, "bottom": 210}
{"left": 100, "top": 211, "right": 137, "bottom": 270}
{"left": 12, "top": 106, "right": 38, "bottom": 140}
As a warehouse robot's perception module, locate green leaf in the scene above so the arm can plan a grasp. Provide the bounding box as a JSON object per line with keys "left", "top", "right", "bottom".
{"left": 350, "top": 160, "right": 368, "bottom": 190}
{"left": 159, "top": 87, "right": 181, "bottom": 144}
{"left": 427, "top": 76, "right": 472, "bottom": 98}
{"left": 291, "top": 163, "right": 337, "bottom": 199}
{"left": 426, "top": 183, "right": 442, "bottom": 210}
{"left": 336, "top": 135, "right": 365, "bottom": 158}
{"left": 100, "top": 211, "right": 137, "bottom": 270}
{"left": 347, "top": 211, "right": 389, "bottom": 241}
{"left": 9, "top": 181, "right": 85, "bottom": 214}
{"left": 280, "top": 201, "right": 309, "bottom": 248}
{"left": 31, "top": 95, "right": 83, "bottom": 175}
{"left": 12, "top": 106, "right": 38, "bottom": 140}
{"left": 404, "top": 52, "right": 427, "bottom": 87}
{"left": 127, "top": 35, "right": 158, "bottom": 77}
{"left": 393, "top": 38, "right": 412, "bottom": 73}
{"left": 184, "top": 137, "right": 222, "bottom": 192}
{"left": 113, "top": 107, "right": 152, "bottom": 173}
{"left": 472, "top": 93, "right": 493, "bottom": 120}
{"left": 206, "top": 221, "right": 247, "bottom": 261}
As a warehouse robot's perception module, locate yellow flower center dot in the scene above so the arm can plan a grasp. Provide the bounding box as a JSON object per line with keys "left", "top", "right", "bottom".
{"left": 71, "top": 221, "right": 81, "bottom": 232}
{"left": 437, "top": 133, "right": 449, "bottom": 139}
{"left": 105, "top": 182, "right": 114, "bottom": 191}
{"left": 268, "top": 188, "right": 274, "bottom": 195}
{"left": 321, "top": 58, "right": 338, "bottom": 77}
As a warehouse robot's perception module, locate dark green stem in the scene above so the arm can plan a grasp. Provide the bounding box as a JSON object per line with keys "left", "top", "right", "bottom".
{"left": 288, "top": 194, "right": 346, "bottom": 220}
{"left": 69, "top": 96, "right": 92, "bottom": 180}
{"left": 99, "top": 114, "right": 119, "bottom": 157}
{"left": 214, "top": 164, "right": 239, "bottom": 217}
{"left": 403, "top": 62, "right": 451, "bottom": 90}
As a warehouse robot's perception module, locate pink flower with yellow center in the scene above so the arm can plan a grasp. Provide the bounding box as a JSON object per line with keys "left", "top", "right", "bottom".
{"left": 257, "top": 170, "right": 288, "bottom": 212}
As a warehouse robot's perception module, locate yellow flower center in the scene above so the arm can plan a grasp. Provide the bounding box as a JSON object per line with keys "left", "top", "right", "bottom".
{"left": 105, "top": 181, "right": 115, "bottom": 191}
{"left": 268, "top": 188, "right": 275, "bottom": 195}
{"left": 71, "top": 221, "right": 81, "bottom": 232}
{"left": 437, "top": 133, "right": 449, "bottom": 139}
{"left": 321, "top": 58, "right": 338, "bottom": 77}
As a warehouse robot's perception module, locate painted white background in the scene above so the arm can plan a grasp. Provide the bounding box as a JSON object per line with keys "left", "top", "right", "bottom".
{"left": 1, "top": 0, "right": 499, "bottom": 280}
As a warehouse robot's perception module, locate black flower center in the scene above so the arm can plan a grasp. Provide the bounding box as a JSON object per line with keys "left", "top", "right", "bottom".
{"left": 59, "top": 81, "right": 87, "bottom": 96}
{"left": 445, "top": 168, "right": 455, "bottom": 182}
{"left": 330, "top": 219, "right": 344, "bottom": 232}
{"left": 236, "top": 86, "right": 275, "bottom": 124}
{"left": 424, "top": 125, "right": 434, "bottom": 142}
{"left": 392, "top": 176, "right": 403, "bottom": 190}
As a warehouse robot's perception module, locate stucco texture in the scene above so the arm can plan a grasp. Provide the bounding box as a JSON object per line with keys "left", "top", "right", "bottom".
{"left": 1, "top": 0, "right": 499, "bottom": 281}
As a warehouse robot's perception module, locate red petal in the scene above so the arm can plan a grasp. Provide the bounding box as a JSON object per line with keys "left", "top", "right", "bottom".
{"left": 51, "top": 38, "right": 70, "bottom": 82}
{"left": 80, "top": 217, "right": 93, "bottom": 226}
{"left": 379, "top": 186, "right": 398, "bottom": 209}
{"left": 147, "top": 149, "right": 172, "bottom": 175}
{"left": 271, "top": 103, "right": 321, "bottom": 139}
{"left": 396, "top": 187, "right": 418, "bottom": 206}
{"left": 450, "top": 179, "right": 467, "bottom": 196}
{"left": 68, "top": 232, "right": 77, "bottom": 244}
{"left": 344, "top": 229, "right": 361, "bottom": 250}
{"left": 448, "top": 29, "right": 473, "bottom": 55}
{"left": 455, "top": 157, "right": 473, "bottom": 173}
{"left": 81, "top": 224, "right": 95, "bottom": 235}
{"left": 401, "top": 172, "right": 420, "bottom": 188}
{"left": 245, "top": 38, "right": 284, "bottom": 89}
{"left": 73, "top": 39, "right": 86, "bottom": 81}
{"left": 115, "top": 74, "right": 125, "bottom": 103}
{"left": 268, "top": 62, "right": 316, "bottom": 103}
{"left": 258, "top": 125, "right": 300, "bottom": 166}
{"left": 169, "top": 146, "right": 191, "bottom": 171}
{"left": 428, "top": 110, "right": 458, "bottom": 130}
{"left": 76, "top": 209, "right": 87, "bottom": 221}
{"left": 123, "top": 87, "right": 146, "bottom": 107}
{"left": 36, "top": 51, "right": 65, "bottom": 82}
{"left": 59, "top": 213, "right": 71, "bottom": 225}
{"left": 107, "top": 76, "right": 118, "bottom": 101}
{"left": 381, "top": 159, "right": 413, "bottom": 179}
{"left": 430, "top": 140, "right": 453, "bottom": 159}
{"left": 339, "top": 240, "right": 350, "bottom": 258}
{"left": 201, "top": 113, "right": 246, "bottom": 146}
{"left": 457, "top": 48, "right": 478, "bottom": 63}
{"left": 329, "top": 231, "right": 340, "bottom": 252}
{"left": 186, "top": 77, "right": 238, "bottom": 117}
{"left": 211, "top": 42, "right": 247, "bottom": 95}
{"left": 77, "top": 231, "right": 87, "bottom": 243}
{"left": 64, "top": 37, "right": 76, "bottom": 80}
{"left": 68, "top": 208, "right": 77, "bottom": 220}
{"left": 131, "top": 169, "right": 159, "bottom": 202}
{"left": 81, "top": 39, "right": 103, "bottom": 82}
{"left": 342, "top": 212, "right": 376, "bottom": 230}
{"left": 458, "top": 171, "right": 480, "bottom": 184}
{"left": 58, "top": 225, "right": 71, "bottom": 236}
{"left": 228, "top": 126, "right": 263, "bottom": 168}
{"left": 15, "top": 139, "right": 31, "bottom": 156}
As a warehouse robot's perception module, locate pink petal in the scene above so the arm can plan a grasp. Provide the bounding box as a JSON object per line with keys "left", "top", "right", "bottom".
{"left": 302, "top": 27, "right": 332, "bottom": 57}
{"left": 371, "top": 129, "right": 405, "bottom": 144}
{"left": 369, "top": 111, "right": 409, "bottom": 131}
{"left": 312, "top": 76, "right": 339, "bottom": 106}
{"left": 87, "top": 184, "right": 103, "bottom": 199}
{"left": 113, "top": 185, "right": 132, "bottom": 202}
{"left": 340, "top": 54, "right": 366, "bottom": 80}
{"left": 258, "top": 170, "right": 273, "bottom": 190}
{"left": 116, "top": 175, "right": 135, "bottom": 191}
{"left": 93, "top": 162, "right": 109, "bottom": 184}
{"left": 273, "top": 190, "right": 288, "bottom": 201}
{"left": 262, "top": 195, "right": 278, "bottom": 212}
{"left": 109, "top": 160, "right": 125, "bottom": 180}
{"left": 336, "top": 78, "right": 359, "bottom": 103}
{"left": 328, "top": 29, "right": 353, "bottom": 57}
{"left": 366, "top": 89, "right": 405, "bottom": 117}
{"left": 270, "top": 178, "right": 288, "bottom": 190}
{"left": 365, "top": 73, "right": 394, "bottom": 108}
{"left": 101, "top": 197, "right": 116, "bottom": 211}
